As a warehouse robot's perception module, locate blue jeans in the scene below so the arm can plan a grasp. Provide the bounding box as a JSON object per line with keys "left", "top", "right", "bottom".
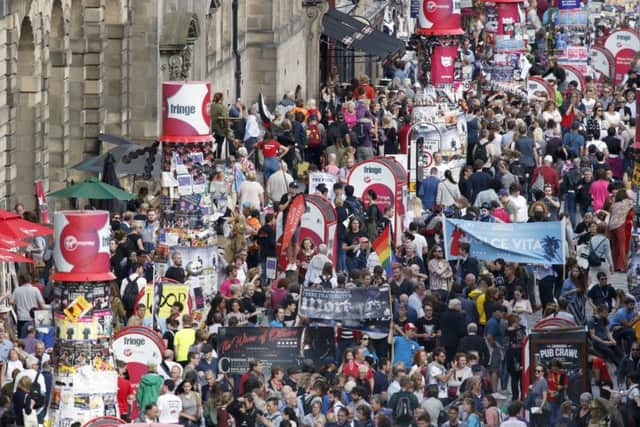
{"left": 263, "top": 156, "right": 280, "bottom": 183}
{"left": 337, "top": 241, "right": 348, "bottom": 272}
{"left": 564, "top": 191, "right": 577, "bottom": 227}
{"left": 244, "top": 137, "right": 258, "bottom": 159}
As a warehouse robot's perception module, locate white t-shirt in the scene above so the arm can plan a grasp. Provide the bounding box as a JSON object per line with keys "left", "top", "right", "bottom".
{"left": 427, "top": 362, "right": 448, "bottom": 399}
{"left": 157, "top": 393, "right": 183, "bottom": 423}
{"left": 237, "top": 181, "right": 264, "bottom": 209}
{"left": 510, "top": 195, "right": 528, "bottom": 223}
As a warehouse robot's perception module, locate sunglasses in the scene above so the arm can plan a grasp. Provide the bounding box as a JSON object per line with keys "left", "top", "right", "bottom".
{"left": 536, "top": 369, "right": 544, "bottom": 373}
{"left": 362, "top": 337, "right": 369, "bottom": 341}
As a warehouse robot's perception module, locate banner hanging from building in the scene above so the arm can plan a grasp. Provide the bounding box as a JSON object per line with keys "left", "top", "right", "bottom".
{"left": 443, "top": 219, "right": 565, "bottom": 264}
{"left": 299, "top": 286, "right": 392, "bottom": 321}
{"left": 431, "top": 45, "right": 458, "bottom": 85}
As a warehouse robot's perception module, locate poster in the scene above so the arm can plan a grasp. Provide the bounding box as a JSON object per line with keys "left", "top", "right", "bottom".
{"left": 431, "top": 45, "right": 458, "bottom": 85}
{"left": 168, "top": 245, "right": 219, "bottom": 300}
{"left": 158, "top": 283, "right": 190, "bottom": 319}
{"left": 216, "top": 327, "right": 335, "bottom": 378}
{"left": 308, "top": 172, "right": 338, "bottom": 200}
{"left": 527, "top": 329, "right": 589, "bottom": 402}
{"left": 299, "top": 286, "right": 392, "bottom": 321}
{"left": 443, "top": 219, "right": 565, "bottom": 264}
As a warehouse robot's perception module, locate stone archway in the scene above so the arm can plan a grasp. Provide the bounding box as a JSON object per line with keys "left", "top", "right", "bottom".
{"left": 13, "top": 17, "right": 38, "bottom": 208}
{"left": 47, "top": 0, "right": 69, "bottom": 192}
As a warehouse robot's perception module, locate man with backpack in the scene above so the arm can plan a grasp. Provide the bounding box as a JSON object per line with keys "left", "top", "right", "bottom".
{"left": 305, "top": 115, "right": 325, "bottom": 168}
{"left": 120, "top": 262, "right": 147, "bottom": 319}
{"left": 388, "top": 377, "right": 418, "bottom": 426}
{"left": 344, "top": 185, "right": 366, "bottom": 222}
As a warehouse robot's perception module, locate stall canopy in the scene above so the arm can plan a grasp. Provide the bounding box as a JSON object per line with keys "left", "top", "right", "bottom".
{"left": 322, "top": 8, "right": 405, "bottom": 61}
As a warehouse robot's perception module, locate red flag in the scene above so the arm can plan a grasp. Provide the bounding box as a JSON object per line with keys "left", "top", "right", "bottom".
{"left": 281, "top": 194, "right": 305, "bottom": 252}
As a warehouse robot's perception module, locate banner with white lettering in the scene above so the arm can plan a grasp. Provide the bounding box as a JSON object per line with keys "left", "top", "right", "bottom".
{"left": 299, "top": 286, "right": 392, "bottom": 321}
{"left": 528, "top": 329, "right": 588, "bottom": 403}
{"left": 443, "top": 219, "right": 565, "bottom": 264}
{"left": 216, "top": 327, "right": 335, "bottom": 377}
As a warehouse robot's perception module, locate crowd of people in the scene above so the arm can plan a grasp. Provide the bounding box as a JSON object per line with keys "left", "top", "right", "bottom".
{"left": 2, "top": 2, "right": 640, "bottom": 427}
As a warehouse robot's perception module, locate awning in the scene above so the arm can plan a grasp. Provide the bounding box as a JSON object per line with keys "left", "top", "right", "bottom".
{"left": 322, "top": 8, "right": 405, "bottom": 61}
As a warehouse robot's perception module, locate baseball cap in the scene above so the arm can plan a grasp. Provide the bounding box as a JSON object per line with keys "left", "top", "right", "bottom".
{"left": 543, "top": 155, "right": 553, "bottom": 163}
{"left": 480, "top": 202, "right": 491, "bottom": 209}
{"left": 498, "top": 189, "right": 509, "bottom": 197}
{"left": 359, "top": 237, "right": 369, "bottom": 243}
{"left": 316, "top": 183, "right": 328, "bottom": 193}
{"left": 403, "top": 322, "right": 417, "bottom": 332}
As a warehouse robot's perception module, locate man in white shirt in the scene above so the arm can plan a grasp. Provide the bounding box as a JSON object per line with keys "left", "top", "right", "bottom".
{"left": 157, "top": 379, "right": 182, "bottom": 423}
{"left": 244, "top": 105, "right": 261, "bottom": 155}
{"left": 266, "top": 162, "right": 294, "bottom": 204}
{"left": 508, "top": 183, "right": 528, "bottom": 223}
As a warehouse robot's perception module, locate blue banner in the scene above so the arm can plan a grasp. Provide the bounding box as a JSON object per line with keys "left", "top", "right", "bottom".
{"left": 558, "top": 0, "right": 580, "bottom": 9}
{"left": 443, "top": 219, "right": 565, "bottom": 265}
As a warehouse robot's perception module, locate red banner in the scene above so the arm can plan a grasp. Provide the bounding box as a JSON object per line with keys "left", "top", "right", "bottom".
{"left": 431, "top": 46, "right": 458, "bottom": 85}
{"left": 281, "top": 194, "right": 305, "bottom": 252}
{"left": 417, "top": 0, "right": 463, "bottom": 35}
{"left": 35, "top": 180, "right": 49, "bottom": 224}
{"left": 496, "top": 3, "right": 520, "bottom": 36}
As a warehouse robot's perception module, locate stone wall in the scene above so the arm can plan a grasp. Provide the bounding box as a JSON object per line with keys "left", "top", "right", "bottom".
{"left": 0, "top": 0, "right": 324, "bottom": 209}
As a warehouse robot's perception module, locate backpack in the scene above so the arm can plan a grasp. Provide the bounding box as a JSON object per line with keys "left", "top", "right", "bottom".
{"left": 307, "top": 123, "right": 322, "bottom": 148}
{"left": 353, "top": 122, "right": 367, "bottom": 146}
{"left": 122, "top": 276, "right": 141, "bottom": 315}
{"left": 394, "top": 393, "right": 413, "bottom": 423}
{"left": 30, "top": 362, "right": 45, "bottom": 409}
{"left": 531, "top": 171, "right": 545, "bottom": 192}
{"left": 509, "top": 161, "right": 527, "bottom": 184}
{"left": 318, "top": 276, "right": 333, "bottom": 289}
{"left": 473, "top": 141, "right": 489, "bottom": 163}
{"left": 345, "top": 197, "right": 366, "bottom": 222}
{"left": 588, "top": 240, "right": 604, "bottom": 267}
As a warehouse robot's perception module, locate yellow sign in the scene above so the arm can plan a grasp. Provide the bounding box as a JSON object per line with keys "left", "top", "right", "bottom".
{"left": 158, "top": 283, "right": 189, "bottom": 319}
{"left": 63, "top": 296, "right": 93, "bottom": 322}
{"left": 633, "top": 162, "right": 640, "bottom": 186}
{"left": 141, "top": 285, "right": 155, "bottom": 320}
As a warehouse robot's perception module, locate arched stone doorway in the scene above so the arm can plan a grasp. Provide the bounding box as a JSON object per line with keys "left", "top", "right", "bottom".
{"left": 47, "top": 0, "right": 69, "bottom": 192}
{"left": 13, "top": 17, "right": 38, "bottom": 208}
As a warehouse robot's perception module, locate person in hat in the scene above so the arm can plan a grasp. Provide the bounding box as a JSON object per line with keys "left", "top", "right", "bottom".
{"left": 389, "top": 322, "right": 421, "bottom": 368}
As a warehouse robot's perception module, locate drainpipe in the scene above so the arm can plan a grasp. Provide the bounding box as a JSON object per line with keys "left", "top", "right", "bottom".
{"left": 232, "top": 0, "right": 241, "bottom": 100}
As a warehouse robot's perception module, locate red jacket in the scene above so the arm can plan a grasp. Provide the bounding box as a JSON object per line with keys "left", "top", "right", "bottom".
{"left": 531, "top": 165, "right": 559, "bottom": 194}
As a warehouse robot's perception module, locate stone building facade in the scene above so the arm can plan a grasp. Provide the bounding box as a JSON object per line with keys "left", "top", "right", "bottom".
{"left": 0, "top": 0, "right": 327, "bottom": 210}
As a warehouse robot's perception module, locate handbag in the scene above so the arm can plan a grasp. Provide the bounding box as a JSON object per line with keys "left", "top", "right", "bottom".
{"left": 22, "top": 395, "right": 38, "bottom": 427}
{"left": 587, "top": 239, "right": 605, "bottom": 267}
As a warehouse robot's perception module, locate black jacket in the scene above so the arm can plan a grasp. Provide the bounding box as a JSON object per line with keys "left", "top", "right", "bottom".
{"left": 458, "top": 334, "right": 490, "bottom": 366}
{"left": 439, "top": 309, "right": 467, "bottom": 349}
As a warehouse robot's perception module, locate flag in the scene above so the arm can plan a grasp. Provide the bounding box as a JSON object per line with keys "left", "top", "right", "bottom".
{"left": 281, "top": 194, "right": 305, "bottom": 252}
{"left": 372, "top": 224, "right": 393, "bottom": 276}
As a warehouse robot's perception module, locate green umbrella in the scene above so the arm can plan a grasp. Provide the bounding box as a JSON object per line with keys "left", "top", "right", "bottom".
{"left": 47, "top": 177, "right": 135, "bottom": 200}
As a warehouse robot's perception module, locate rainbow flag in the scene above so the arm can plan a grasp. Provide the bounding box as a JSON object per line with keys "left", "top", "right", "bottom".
{"left": 372, "top": 224, "right": 393, "bottom": 276}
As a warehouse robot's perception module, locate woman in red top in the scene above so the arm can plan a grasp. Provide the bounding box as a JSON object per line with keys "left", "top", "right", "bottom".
{"left": 256, "top": 131, "right": 288, "bottom": 182}
{"left": 547, "top": 359, "right": 569, "bottom": 423}
{"left": 338, "top": 349, "right": 360, "bottom": 378}
{"left": 296, "top": 238, "right": 315, "bottom": 284}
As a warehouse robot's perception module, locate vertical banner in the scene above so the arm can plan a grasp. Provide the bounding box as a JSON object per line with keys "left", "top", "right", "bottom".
{"left": 431, "top": 45, "right": 458, "bottom": 85}
{"left": 35, "top": 180, "right": 50, "bottom": 224}
{"left": 417, "top": 0, "right": 463, "bottom": 35}
{"left": 635, "top": 89, "right": 640, "bottom": 149}
{"left": 281, "top": 194, "right": 305, "bottom": 252}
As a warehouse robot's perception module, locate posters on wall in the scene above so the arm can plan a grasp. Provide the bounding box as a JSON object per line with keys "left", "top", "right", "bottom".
{"left": 216, "top": 327, "right": 335, "bottom": 378}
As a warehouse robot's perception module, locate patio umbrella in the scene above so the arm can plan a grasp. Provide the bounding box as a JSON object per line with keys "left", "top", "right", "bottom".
{"left": 0, "top": 235, "right": 28, "bottom": 249}
{"left": 0, "top": 218, "right": 53, "bottom": 240}
{"left": 0, "top": 209, "right": 19, "bottom": 220}
{"left": 96, "top": 153, "right": 126, "bottom": 212}
{"left": 47, "top": 177, "right": 135, "bottom": 201}
{"left": 0, "top": 249, "right": 34, "bottom": 263}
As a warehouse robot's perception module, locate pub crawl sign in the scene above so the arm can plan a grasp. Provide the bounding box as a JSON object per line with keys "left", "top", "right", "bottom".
{"left": 162, "top": 81, "right": 212, "bottom": 136}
